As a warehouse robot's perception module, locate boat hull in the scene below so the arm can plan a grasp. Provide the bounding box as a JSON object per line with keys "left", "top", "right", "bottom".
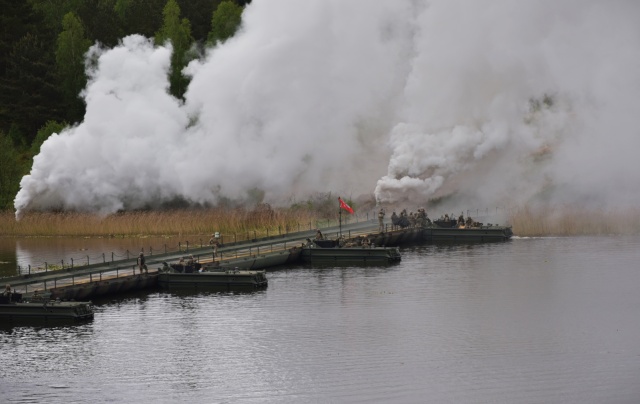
{"left": 0, "top": 294, "right": 94, "bottom": 323}
{"left": 367, "top": 225, "right": 512, "bottom": 246}
{"left": 158, "top": 270, "right": 268, "bottom": 291}
{"left": 300, "top": 246, "right": 401, "bottom": 265}
{"left": 423, "top": 225, "right": 513, "bottom": 242}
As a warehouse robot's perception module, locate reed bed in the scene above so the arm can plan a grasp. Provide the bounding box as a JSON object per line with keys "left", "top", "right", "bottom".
{"left": 508, "top": 206, "right": 640, "bottom": 237}
{"left": 0, "top": 208, "right": 324, "bottom": 238}
{"left": 2, "top": 206, "right": 638, "bottom": 238}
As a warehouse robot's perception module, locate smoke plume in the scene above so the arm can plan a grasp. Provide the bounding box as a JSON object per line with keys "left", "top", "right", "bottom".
{"left": 14, "top": 0, "right": 640, "bottom": 217}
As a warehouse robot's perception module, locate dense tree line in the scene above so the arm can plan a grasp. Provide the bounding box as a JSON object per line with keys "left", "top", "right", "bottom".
{"left": 0, "top": 0, "right": 248, "bottom": 209}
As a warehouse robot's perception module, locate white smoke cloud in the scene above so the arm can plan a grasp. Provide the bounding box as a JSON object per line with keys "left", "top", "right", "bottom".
{"left": 14, "top": 0, "right": 640, "bottom": 217}
{"left": 376, "top": 0, "right": 640, "bottom": 211}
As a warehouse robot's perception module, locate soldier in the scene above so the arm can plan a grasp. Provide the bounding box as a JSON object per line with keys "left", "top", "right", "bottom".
{"left": 137, "top": 252, "right": 147, "bottom": 274}
{"left": 209, "top": 233, "right": 220, "bottom": 258}
{"left": 315, "top": 230, "right": 324, "bottom": 240}
{"left": 185, "top": 255, "right": 195, "bottom": 272}
{"left": 398, "top": 210, "right": 410, "bottom": 228}
{"left": 419, "top": 208, "right": 431, "bottom": 227}
{"left": 391, "top": 211, "right": 399, "bottom": 228}
{"left": 409, "top": 212, "right": 417, "bottom": 227}
{"left": 466, "top": 216, "right": 474, "bottom": 227}
{"left": 337, "top": 235, "right": 346, "bottom": 247}
{"left": 378, "top": 208, "right": 385, "bottom": 232}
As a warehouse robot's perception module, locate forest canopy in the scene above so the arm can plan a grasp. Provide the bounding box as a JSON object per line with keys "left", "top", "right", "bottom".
{"left": 0, "top": 0, "right": 248, "bottom": 210}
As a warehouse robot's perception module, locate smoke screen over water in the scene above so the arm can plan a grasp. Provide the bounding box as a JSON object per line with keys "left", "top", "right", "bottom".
{"left": 14, "top": 0, "right": 640, "bottom": 217}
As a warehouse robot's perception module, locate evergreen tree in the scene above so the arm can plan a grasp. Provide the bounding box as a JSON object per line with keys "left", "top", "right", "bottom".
{"left": 3, "top": 33, "right": 65, "bottom": 145}
{"left": 0, "top": 131, "right": 23, "bottom": 210}
{"left": 27, "top": 0, "right": 84, "bottom": 32}
{"left": 114, "top": 0, "right": 132, "bottom": 20}
{"left": 155, "top": 0, "right": 195, "bottom": 98}
{"left": 30, "top": 120, "right": 68, "bottom": 157}
{"left": 208, "top": 1, "right": 243, "bottom": 45}
{"left": 177, "top": 0, "right": 219, "bottom": 42}
{"left": 116, "top": 0, "right": 165, "bottom": 39}
{"left": 0, "top": 0, "right": 55, "bottom": 139}
{"left": 78, "top": 0, "right": 123, "bottom": 47}
{"left": 56, "top": 12, "right": 92, "bottom": 122}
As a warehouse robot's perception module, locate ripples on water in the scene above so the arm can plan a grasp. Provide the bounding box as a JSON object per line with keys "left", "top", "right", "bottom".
{"left": 2, "top": 236, "right": 640, "bottom": 403}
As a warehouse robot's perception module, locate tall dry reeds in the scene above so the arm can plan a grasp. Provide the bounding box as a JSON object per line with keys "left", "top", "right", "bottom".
{"left": 0, "top": 208, "right": 324, "bottom": 238}
{"left": 508, "top": 206, "right": 640, "bottom": 236}
{"left": 2, "top": 205, "right": 638, "bottom": 238}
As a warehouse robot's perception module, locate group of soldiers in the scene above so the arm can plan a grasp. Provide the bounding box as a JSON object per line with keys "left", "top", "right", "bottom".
{"left": 305, "top": 229, "right": 373, "bottom": 248}
{"left": 457, "top": 212, "right": 476, "bottom": 228}
{"left": 440, "top": 212, "right": 479, "bottom": 228}
{"left": 342, "top": 235, "right": 372, "bottom": 248}
{"left": 379, "top": 207, "right": 431, "bottom": 230}
{"left": 378, "top": 207, "right": 480, "bottom": 230}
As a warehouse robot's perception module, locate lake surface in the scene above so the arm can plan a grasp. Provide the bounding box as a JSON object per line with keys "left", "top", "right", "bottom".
{"left": 1, "top": 236, "right": 640, "bottom": 403}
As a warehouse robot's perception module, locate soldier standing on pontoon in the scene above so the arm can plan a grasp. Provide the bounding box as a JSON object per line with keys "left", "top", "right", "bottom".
{"left": 137, "top": 252, "right": 147, "bottom": 274}
{"left": 209, "top": 233, "right": 220, "bottom": 258}
{"left": 378, "top": 208, "right": 385, "bottom": 232}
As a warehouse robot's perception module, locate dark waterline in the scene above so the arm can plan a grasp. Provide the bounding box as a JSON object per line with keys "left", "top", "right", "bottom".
{"left": 0, "top": 236, "right": 210, "bottom": 278}
{"left": 1, "top": 236, "right": 640, "bottom": 403}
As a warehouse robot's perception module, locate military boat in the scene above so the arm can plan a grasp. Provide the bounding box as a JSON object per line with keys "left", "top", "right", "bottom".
{"left": 385, "top": 210, "right": 513, "bottom": 243}
{"left": 426, "top": 215, "right": 513, "bottom": 242}
{"left": 157, "top": 261, "right": 268, "bottom": 290}
{"left": 0, "top": 292, "right": 94, "bottom": 322}
{"left": 301, "top": 239, "right": 401, "bottom": 265}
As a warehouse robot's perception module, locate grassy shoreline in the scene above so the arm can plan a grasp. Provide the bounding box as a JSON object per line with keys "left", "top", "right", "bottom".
{"left": 1, "top": 207, "right": 638, "bottom": 238}
{"left": 507, "top": 206, "right": 640, "bottom": 237}
{"left": 1, "top": 208, "right": 324, "bottom": 239}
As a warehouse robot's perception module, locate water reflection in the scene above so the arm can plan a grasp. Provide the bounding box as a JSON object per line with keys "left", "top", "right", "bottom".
{"left": 2, "top": 237, "right": 640, "bottom": 403}
{"left": 0, "top": 236, "right": 209, "bottom": 277}
{"left": 0, "top": 238, "right": 18, "bottom": 277}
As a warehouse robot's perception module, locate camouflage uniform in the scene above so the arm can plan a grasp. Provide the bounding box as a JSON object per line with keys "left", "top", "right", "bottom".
{"left": 378, "top": 209, "right": 385, "bottom": 232}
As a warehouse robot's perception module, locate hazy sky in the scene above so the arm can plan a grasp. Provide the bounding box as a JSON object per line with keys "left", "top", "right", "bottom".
{"left": 14, "top": 0, "right": 640, "bottom": 216}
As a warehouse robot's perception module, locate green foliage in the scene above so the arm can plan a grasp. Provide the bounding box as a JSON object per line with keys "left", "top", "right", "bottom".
{"left": 7, "top": 124, "right": 27, "bottom": 149}
{"left": 31, "top": 120, "right": 68, "bottom": 156}
{"left": 289, "top": 193, "right": 342, "bottom": 218}
{"left": 208, "top": 0, "right": 243, "bottom": 45}
{"left": 177, "top": 0, "right": 219, "bottom": 41}
{"left": 114, "top": 0, "right": 132, "bottom": 20}
{"left": 0, "top": 0, "right": 251, "bottom": 208}
{"left": 28, "top": 0, "right": 84, "bottom": 31}
{"left": 0, "top": 131, "right": 23, "bottom": 209}
{"left": 117, "top": 0, "right": 165, "bottom": 39}
{"left": 155, "top": 0, "right": 195, "bottom": 98}
{"left": 78, "top": 0, "right": 123, "bottom": 47}
{"left": 56, "top": 12, "right": 92, "bottom": 120}
{"left": 3, "top": 33, "right": 65, "bottom": 144}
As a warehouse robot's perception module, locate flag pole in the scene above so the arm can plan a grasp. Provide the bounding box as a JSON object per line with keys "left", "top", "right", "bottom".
{"left": 339, "top": 204, "right": 342, "bottom": 237}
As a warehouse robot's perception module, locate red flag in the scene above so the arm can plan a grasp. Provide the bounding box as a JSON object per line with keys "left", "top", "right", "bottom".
{"left": 338, "top": 197, "right": 354, "bottom": 214}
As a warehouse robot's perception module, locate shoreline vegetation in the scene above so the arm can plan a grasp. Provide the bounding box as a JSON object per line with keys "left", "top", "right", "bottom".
{"left": 0, "top": 208, "right": 324, "bottom": 239}
{"left": 508, "top": 207, "right": 640, "bottom": 237}
{"left": 1, "top": 206, "right": 639, "bottom": 238}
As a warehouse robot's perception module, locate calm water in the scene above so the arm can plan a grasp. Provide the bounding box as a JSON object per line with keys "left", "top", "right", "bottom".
{"left": 1, "top": 236, "right": 640, "bottom": 403}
